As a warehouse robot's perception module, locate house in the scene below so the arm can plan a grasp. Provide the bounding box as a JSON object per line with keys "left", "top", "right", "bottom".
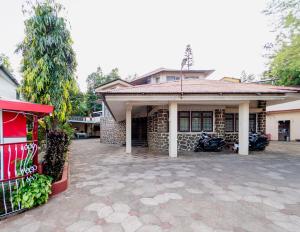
{"left": 0, "top": 64, "right": 19, "bottom": 99}
{"left": 266, "top": 100, "right": 300, "bottom": 141}
{"left": 96, "top": 68, "right": 300, "bottom": 157}
{"left": 68, "top": 114, "right": 101, "bottom": 138}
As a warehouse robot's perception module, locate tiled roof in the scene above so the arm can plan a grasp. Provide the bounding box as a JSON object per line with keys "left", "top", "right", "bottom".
{"left": 98, "top": 79, "right": 300, "bottom": 94}
{"left": 0, "top": 65, "right": 19, "bottom": 86}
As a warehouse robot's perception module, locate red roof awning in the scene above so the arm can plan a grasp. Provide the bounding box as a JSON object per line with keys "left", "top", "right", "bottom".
{"left": 0, "top": 99, "right": 54, "bottom": 115}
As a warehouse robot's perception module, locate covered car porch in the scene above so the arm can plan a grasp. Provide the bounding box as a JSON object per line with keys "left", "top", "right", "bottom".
{"left": 98, "top": 80, "right": 300, "bottom": 157}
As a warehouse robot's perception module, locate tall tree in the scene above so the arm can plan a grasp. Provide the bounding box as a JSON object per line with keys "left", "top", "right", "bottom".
{"left": 184, "top": 44, "right": 193, "bottom": 70}
{"left": 17, "top": 0, "right": 77, "bottom": 129}
{"left": 264, "top": 0, "right": 300, "bottom": 85}
{"left": 85, "top": 67, "right": 119, "bottom": 114}
{"left": 240, "top": 70, "right": 255, "bottom": 83}
{"left": 0, "top": 53, "right": 13, "bottom": 73}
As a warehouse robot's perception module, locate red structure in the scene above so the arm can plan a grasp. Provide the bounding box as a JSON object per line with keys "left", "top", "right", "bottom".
{"left": 0, "top": 98, "right": 53, "bottom": 217}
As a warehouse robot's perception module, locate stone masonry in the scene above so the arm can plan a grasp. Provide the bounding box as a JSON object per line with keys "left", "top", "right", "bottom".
{"left": 147, "top": 109, "right": 169, "bottom": 152}
{"left": 100, "top": 101, "right": 266, "bottom": 150}
{"left": 215, "top": 109, "right": 225, "bottom": 138}
{"left": 257, "top": 100, "right": 266, "bottom": 134}
{"left": 100, "top": 109, "right": 126, "bottom": 145}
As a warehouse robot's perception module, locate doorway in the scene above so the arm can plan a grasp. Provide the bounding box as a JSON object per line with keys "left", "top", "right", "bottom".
{"left": 278, "top": 120, "right": 290, "bottom": 141}
{"left": 132, "top": 117, "right": 148, "bottom": 146}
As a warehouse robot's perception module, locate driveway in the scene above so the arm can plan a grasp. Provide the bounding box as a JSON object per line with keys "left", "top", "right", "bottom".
{"left": 1, "top": 139, "right": 300, "bottom": 232}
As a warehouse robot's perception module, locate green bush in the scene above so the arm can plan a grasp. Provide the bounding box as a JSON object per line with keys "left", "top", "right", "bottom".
{"left": 13, "top": 174, "right": 52, "bottom": 209}
{"left": 58, "top": 122, "right": 74, "bottom": 144}
{"left": 43, "top": 131, "right": 69, "bottom": 182}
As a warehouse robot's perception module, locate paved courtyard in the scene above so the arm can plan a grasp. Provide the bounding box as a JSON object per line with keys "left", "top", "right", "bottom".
{"left": 1, "top": 139, "right": 300, "bottom": 232}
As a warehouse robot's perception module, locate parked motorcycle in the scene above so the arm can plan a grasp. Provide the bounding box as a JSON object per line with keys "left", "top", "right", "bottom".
{"left": 233, "top": 132, "right": 269, "bottom": 153}
{"left": 194, "top": 132, "right": 226, "bottom": 152}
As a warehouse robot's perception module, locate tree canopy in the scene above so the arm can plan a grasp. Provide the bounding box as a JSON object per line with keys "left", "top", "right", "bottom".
{"left": 264, "top": 0, "right": 300, "bottom": 85}
{"left": 184, "top": 44, "right": 193, "bottom": 70}
{"left": 85, "top": 67, "right": 120, "bottom": 114}
{"left": 0, "top": 53, "right": 13, "bottom": 73}
{"left": 18, "top": 0, "right": 77, "bottom": 129}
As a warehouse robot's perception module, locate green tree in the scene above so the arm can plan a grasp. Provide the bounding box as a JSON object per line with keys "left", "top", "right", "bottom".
{"left": 70, "top": 84, "right": 88, "bottom": 116}
{"left": 264, "top": 0, "right": 300, "bottom": 85}
{"left": 240, "top": 70, "right": 255, "bottom": 83}
{"left": 17, "top": 0, "right": 77, "bottom": 129}
{"left": 85, "top": 67, "right": 119, "bottom": 114}
{"left": 184, "top": 44, "right": 193, "bottom": 70}
{"left": 268, "top": 35, "right": 300, "bottom": 85}
{"left": 0, "top": 53, "right": 13, "bottom": 73}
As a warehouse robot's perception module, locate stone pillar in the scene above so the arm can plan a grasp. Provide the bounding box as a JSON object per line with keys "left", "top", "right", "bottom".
{"left": 257, "top": 100, "right": 266, "bottom": 134}
{"left": 157, "top": 109, "right": 169, "bottom": 133}
{"left": 239, "top": 102, "right": 249, "bottom": 155}
{"left": 215, "top": 109, "right": 225, "bottom": 138}
{"left": 169, "top": 102, "right": 177, "bottom": 158}
{"left": 126, "top": 105, "right": 132, "bottom": 154}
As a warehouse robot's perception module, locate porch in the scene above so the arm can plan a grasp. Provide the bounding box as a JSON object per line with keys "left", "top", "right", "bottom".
{"left": 125, "top": 101, "right": 263, "bottom": 157}
{"left": 97, "top": 79, "right": 300, "bottom": 157}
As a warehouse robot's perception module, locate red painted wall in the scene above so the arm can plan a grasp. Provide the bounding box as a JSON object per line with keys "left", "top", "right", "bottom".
{"left": 2, "top": 112, "right": 27, "bottom": 179}
{"left": 3, "top": 112, "right": 27, "bottom": 137}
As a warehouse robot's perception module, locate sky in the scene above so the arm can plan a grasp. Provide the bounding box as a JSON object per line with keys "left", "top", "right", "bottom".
{"left": 1, "top": 0, "right": 275, "bottom": 91}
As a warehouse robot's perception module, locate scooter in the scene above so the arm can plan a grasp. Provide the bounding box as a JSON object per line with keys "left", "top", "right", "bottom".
{"left": 233, "top": 132, "right": 269, "bottom": 153}
{"left": 194, "top": 132, "right": 226, "bottom": 152}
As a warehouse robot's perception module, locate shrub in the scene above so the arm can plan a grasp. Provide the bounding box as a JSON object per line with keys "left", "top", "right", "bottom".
{"left": 12, "top": 174, "right": 52, "bottom": 209}
{"left": 43, "top": 131, "right": 69, "bottom": 182}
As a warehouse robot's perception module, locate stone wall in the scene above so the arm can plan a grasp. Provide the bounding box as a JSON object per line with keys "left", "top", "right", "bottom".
{"left": 100, "top": 109, "right": 126, "bottom": 145}
{"left": 147, "top": 109, "right": 169, "bottom": 152}
{"left": 257, "top": 100, "right": 266, "bottom": 134}
{"left": 225, "top": 132, "right": 238, "bottom": 142}
{"left": 215, "top": 109, "right": 225, "bottom": 138}
{"left": 148, "top": 108, "right": 224, "bottom": 152}
{"left": 177, "top": 133, "right": 201, "bottom": 151}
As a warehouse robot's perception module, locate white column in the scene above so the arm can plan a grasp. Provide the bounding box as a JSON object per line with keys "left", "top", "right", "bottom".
{"left": 239, "top": 102, "right": 249, "bottom": 155}
{"left": 169, "top": 102, "right": 178, "bottom": 158}
{"left": 126, "top": 104, "right": 132, "bottom": 154}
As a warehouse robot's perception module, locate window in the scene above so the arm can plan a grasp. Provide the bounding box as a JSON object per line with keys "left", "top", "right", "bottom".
{"left": 155, "top": 77, "right": 160, "bottom": 84}
{"left": 225, "top": 113, "right": 257, "bottom": 132}
{"left": 179, "top": 111, "right": 213, "bottom": 132}
{"left": 249, "top": 114, "right": 257, "bottom": 132}
{"left": 191, "top": 112, "right": 201, "bottom": 132}
{"left": 225, "top": 113, "right": 234, "bottom": 132}
{"left": 185, "top": 76, "right": 199, "bottom": 80}
{"left": 202, "top": 112, "right": 213, "bottom": 132}
{"left": 178, "top": 111, "right": 190, "bottom": 132}
{"left": 167, "top": 76, "right": 180, "bottom": 82}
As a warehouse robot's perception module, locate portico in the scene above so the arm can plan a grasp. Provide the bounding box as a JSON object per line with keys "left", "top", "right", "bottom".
{"left": 123, "top": 99, "right": 255, "bottom": 157}
{"left": 97, "top": 79, "right": 300, "bottom": 157}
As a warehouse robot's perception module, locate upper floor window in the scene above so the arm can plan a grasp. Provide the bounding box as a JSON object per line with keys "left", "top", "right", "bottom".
{"left": 166, "top": 76, "right": 180, "bottom": 82}
{"left": 185, "top": 76, "right": 199, "bottom": 80}
{"left": 155, "top": 77, "right": 160, "bottom": 84}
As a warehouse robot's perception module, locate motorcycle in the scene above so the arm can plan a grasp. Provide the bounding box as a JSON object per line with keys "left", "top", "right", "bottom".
{"left": 233, "top": 132, "right": 269, "bottom": 153}
{"left": 194, "top": 132, "right": 226, "bottom": 152}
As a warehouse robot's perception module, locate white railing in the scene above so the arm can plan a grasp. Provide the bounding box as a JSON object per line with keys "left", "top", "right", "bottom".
{"left": 0, "top": 141, "right": 38, "bottom": 218}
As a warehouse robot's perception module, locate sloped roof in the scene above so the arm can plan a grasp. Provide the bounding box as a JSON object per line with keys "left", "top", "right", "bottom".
{"left": 98, "top": 79, "right": 300, "bottom": 95}
{"left": 0, "top": 65, "right": 19, "bottom": 86}
{"left": 0, "top": 97, "right": 54, "bottom": 115}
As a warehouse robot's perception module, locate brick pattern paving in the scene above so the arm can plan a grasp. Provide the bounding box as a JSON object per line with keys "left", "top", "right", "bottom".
{"left": 1, "top": 140, "right": 300, "bottom": 232}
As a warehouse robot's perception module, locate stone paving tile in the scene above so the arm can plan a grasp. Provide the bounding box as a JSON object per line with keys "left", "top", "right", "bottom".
{"left": 1, "top": 140, "right": 300, "bottom": 232}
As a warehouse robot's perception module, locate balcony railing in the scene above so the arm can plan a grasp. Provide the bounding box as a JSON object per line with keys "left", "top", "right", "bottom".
{"left": 69, "top": 111, "right": 102, "bottom": 123}
{"left": 0, "top": 141, "right": 38, "bottom": 218}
